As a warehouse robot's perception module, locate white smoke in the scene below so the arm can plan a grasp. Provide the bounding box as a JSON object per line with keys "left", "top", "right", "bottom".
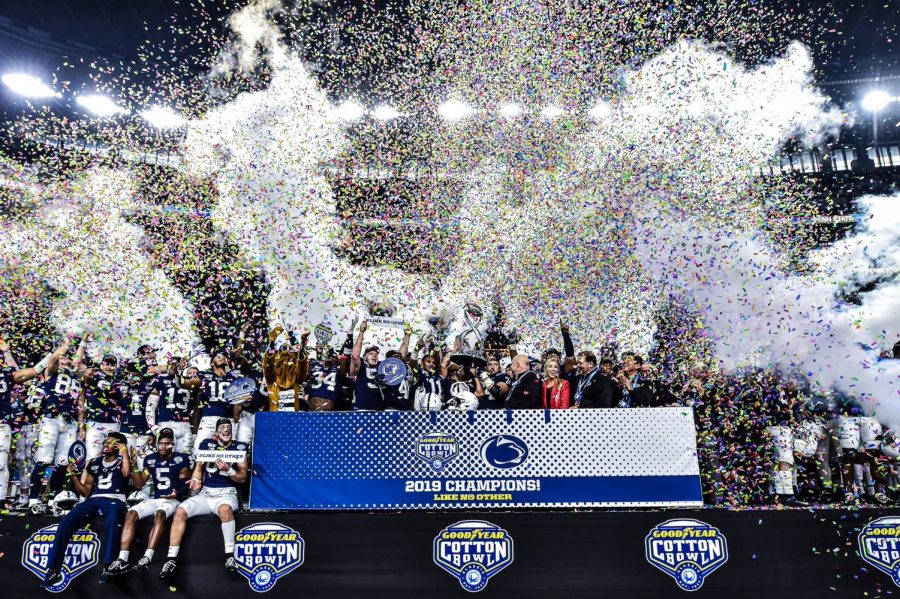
{"left": 184, "top": 1, "right": 451, "bottom": 348}
{"left": 0, "top": 167, "right": 201, "bottom": 357}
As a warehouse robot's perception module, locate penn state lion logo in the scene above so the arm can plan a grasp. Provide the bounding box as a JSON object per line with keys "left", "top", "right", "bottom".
{"left": 479, "top": 434, "right": 528, "bottom": 469}
{"left": 21, "top": 525, "right": 99, "bottom": 592}
{"left": 645, "top": 519, "right": 728, "bottom": 591}
{"left": 859, "top": 517, "right": 900, "bottom": 586}
{"left": 433, "top": 520, "right": 514, "bottom": 592}
{"left": 233, "top": 522, "right": 305, "bottom": 592}
{"left": 415, "top": 432, "right": 460, "bottom": 472}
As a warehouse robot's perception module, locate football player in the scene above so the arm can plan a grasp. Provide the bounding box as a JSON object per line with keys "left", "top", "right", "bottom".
{"left": 306, "top": 346, "right": 342, "bottom": 411}
{"left": 349, "top": 321, "right": 384, "bottom": 410}
{"left": 160, "top": 418, "right": 249, "bottom": 579}
{"left": 858, "top": 414, "right": 889, "bottom": 504}
{"left": 832, "top": 403, "right": 863, "bottom": 503}
{"left": 792, "top": 401, "right": 830, "bottom": 500}
{"left": 477, "top": 355, "right": 510, "bottom": 409}
{"left": 193, "top": 350, "right": 241, "bottom": 453}
{"left": 146, "top": 357, "right": 200, "bottom": 454}
{"left": 28, "top": 337, "right": 87, "bottom": 511}
{"left": 0, "top": 337, "right": 51, "bottom": 509}
{"left": 39, "top": 432, "right": 131, "bottom": 588}
{"left": 765, "top": 378, "right": 803, "bottom": 506}
{"left": 105, "top": 428, "right": 191, "bottom": 575}
{"left": 117, "top": 368, "right": 154, "bottom": 464}
{"left": 412, "top": 353, "right": 448, "bottom": 411}
{"left": 78, "top": 354, "right": 123, "bottom": 461}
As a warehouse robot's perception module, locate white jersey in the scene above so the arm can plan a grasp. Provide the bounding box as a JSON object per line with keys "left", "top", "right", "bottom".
{"left": 835, "top": 415, "right": 861, "bottom": 450}
{"left": 859, "top": 416, "right": 884, "bottom": 450}
{"left": 793, "top": 420, "right": 825, "bottom": 457}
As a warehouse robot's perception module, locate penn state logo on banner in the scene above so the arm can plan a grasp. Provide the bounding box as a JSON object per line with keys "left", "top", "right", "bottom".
{"left": 645, "top": 519, "right": 728, "bottom": 591}
{"left": 858, "top": 517, "right": 900, "bottom": 586}
{"left": 415, "top": 432, "right": 460, "bottom": 472}
{"left": 21, "top": 524, "right": 100, "bottom": 592}
{"left": 233, "top": 522, "right": 305, "bottom": 592}
{"left": 480, "top": 434, "right": 528, "bottom": 469}
{"left": 433, "top": 520, "right": 514, "bottom": 592}
{"left": 67, "top": 439, "right": 87, "bottom": 471}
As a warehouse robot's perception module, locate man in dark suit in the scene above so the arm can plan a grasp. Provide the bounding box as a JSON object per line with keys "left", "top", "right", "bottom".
{"left": 505, "top": 355, "right": 541, "bottom": 409}
{"left": 572, "top": 351, "right": 615, "bottom": 409}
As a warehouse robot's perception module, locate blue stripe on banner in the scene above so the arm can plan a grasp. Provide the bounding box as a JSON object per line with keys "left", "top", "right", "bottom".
{"left": 250, "top": 475, "right": 702, "bottom": 510}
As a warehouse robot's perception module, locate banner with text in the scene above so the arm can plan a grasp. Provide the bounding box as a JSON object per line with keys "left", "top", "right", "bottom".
{"left": 250, "top": 408, "right": 702, "bottom": 510}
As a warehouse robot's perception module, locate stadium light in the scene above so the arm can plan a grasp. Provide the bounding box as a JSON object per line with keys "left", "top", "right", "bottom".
{"left": 1, "top": 73, "right": 59, "bottom": 98}
{"left": 372, "top": 104, "right": 401, "bottom": 121}
{"left": 335, "top": 100, "right": 365, "bottom": 121}
{"left": 499, "top": 103, "right": 522, "bottom": 119}
{"left": 588, "top": 101, "right": 612, "bottom": 119}
{"left": 861, "top": 91, "right": 894, "bottom": 112}
{"left": 140, "top": 106, "right": 186, "bottom": 129}
{"left": 540, "top": 105, "right": 565, "bottom": 119}
{"left": 438, "top": 99, "right": 475, "bottom": 121}
{"left": 76, "top": 94, "right": 129, "bottom": 117}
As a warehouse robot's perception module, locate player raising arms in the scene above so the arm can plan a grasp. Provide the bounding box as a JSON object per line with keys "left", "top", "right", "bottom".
{"left": 0, "top": 337, "right": 56, "bottom": 509}
{"left": 105, "top": 428, "right": 191, "bottom": 575}
{"left": 145, "top": 356, "right": 199, "bottom": 454}
{"left": 160, "top": 418, "right": 249, "bottom": 580}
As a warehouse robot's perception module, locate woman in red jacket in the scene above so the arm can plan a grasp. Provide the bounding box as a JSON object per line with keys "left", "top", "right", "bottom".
{"left": 542, "top": 358, "right": 570, "bottom": 409}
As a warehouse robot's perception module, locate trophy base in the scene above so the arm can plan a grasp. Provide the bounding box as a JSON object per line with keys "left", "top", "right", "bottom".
{"left": 448, "top": 350, "right": 487, "bottom": 369}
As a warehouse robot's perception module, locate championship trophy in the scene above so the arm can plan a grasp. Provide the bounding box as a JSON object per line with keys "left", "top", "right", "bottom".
{"left": 262, "top": 325, "right": 309, "bottom": 412}
{"left": 449, "top": 302, "right": 487, "bottom": 369}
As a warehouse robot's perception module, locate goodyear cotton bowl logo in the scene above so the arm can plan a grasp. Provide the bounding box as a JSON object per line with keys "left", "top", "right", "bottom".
{"left": 433, "top": 520, "right": 514, "bottom": 592}
{"left": 480, "top": 435, "right": 528, "bottom": 469}
{"left": 233, "top": 523, "right": 305, "bottom": 592}
{"left": 21, "top": 524, "right": 99, "bottom": 592}
{"left": 416, "top": 432, "right": 460, "bottom": 472}
{"left": 858, "top": 517, "right": 900, "bottom": 586}
{"left": 645, "top": 519, "right": 728, "bottom": 591}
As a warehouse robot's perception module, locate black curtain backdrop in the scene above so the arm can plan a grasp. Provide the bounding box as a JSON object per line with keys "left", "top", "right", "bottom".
{"left": 0, "top": 509, "right": 895, "bottom": 598}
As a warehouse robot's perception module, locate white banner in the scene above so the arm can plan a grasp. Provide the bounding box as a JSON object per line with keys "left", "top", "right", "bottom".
{"left": 367, "top": 316, "right": 406, "bottom": 329}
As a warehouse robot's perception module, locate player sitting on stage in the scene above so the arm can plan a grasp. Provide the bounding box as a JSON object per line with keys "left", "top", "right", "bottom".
{"left": 105, "top": 428, "right": 192, "bottom": 575}
{"left": 160, "top": 418, "right": 249, "bottom": 580}
{"left": 40, "top": 432, "right": 131, "bottom": 588}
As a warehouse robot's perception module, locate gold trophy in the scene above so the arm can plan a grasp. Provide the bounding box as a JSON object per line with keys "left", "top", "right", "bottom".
{"left": 262, "top": 326, "right": 309, "bottom": 412}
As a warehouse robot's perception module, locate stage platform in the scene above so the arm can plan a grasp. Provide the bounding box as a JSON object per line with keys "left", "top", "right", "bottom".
{"left": 1, "top": 508, "right": 896, "bottom": 597}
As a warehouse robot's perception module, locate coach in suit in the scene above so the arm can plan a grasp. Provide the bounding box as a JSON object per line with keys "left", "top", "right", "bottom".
{"left": 505, "top": 355, "right": 542, "bottom": 409}
{"left": 572, "top": 351, "right": 615, "bottom": 409}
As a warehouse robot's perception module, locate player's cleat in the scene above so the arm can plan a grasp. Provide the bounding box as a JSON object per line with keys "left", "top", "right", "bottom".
{"left": 844, "top": 492, "right": 857, "bottom": 505}
{"left": 874, "top": 492, "right": 890, "bottom": 505}
{"left": 159, "top": 559, "right": 178, "bottom": 580}
{"left": 778, "top": 495, "right": 808, "bottom": 507}
{"left": 225, "top": 556, "right": 237, "bottom": 573}
{"left": 103, "top": 559, "right": 131, "bottom": 577}
{"left": 40, "top": 569, "right": 63, "bottom": 589}
{"left": 28, "top": 502, "right": 48, "bottom": 516}
{"left": 136, "top": 555, "right": 152, "bottom": 572}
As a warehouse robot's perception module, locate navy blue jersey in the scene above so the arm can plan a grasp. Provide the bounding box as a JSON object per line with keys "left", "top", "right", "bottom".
{"left": 19, "top": 383, "right": 44, "bottom": 425}
{"left": 41, "top": 370, "right": 81, "bottom": 420}
{"left": 199, "top": 438, "right": 248, "bottom": 489}
{"left": 118, "top": 378, "right": 151, "bottom": 434}
{"left": 0, "top": 366, "right": 14, "bottom": 422}
{"left": 383, "top": 373, "right": 411, "bottom": 410}
{"left": 353, "top": 364, "right": 383, "bottom": 411}
{"left": 83, "top": 371, "right": 121, "bottom": 423}
{"left": 307, "top": 361, "right": 341, "bottom": 403}
{"left": 86, "top": 455, "right": 129, "bottom": 500}
{"left": 479, "top": 372, "right": 509, "bottom": 410}
{"left": 199, "top": 370, "right": 240, "bottom": 418}
{"left": 143, "top": 451, "right": 191, "bottom": 499}
{"left": 151, "top": 373, "right": 194, "bottom": 423}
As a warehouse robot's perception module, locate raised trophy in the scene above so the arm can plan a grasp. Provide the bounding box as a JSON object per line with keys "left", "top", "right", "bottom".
{"left": 449, "top": 302, "right": 487, "bottom": 368}
{"left": 262, "top": 325, "right": 309, "bottom": 412}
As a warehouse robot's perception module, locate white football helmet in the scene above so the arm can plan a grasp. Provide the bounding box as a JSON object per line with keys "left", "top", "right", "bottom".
{"left": 448, "top": 382, "right": 479, "bottom": 411}
{"left": 50, "top": 490, "right": 79, "bottom": 516}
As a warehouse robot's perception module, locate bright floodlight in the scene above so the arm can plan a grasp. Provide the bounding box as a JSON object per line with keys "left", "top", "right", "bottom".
{"left": 372, "top": 104, "right": 401, "bottom": 121}
{"left": 140, "top": 106, "right": 186, "bottom": 129}
{"left": 862, "top": 90, "right": 893, "bottom": 112}
{"left": 499, "top": 103, "right": 522, "bottom": 119}
{"left": 540, "top": 105, "right": 565, "bottom": 119}
{"left": 335, "top": 100, "right": 365, "bottom": 121}
{"left": 1, "top": 73, "right": 58, "bottom": 98}
{"left": 438, "top": 99, "right": 475, "bottom": 121}
{"left": 76, "top": 94, "right": 129, "bottom": 117}
{"left": 588, "top": 101, "right": 611, "bottom": 119}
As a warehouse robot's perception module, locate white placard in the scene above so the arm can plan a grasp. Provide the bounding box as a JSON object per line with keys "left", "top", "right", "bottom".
{"left": 367, "top": 316, "right": 405, "bottom": 329}
{"left": 196, "top": 450, "right": 247, "bottom": 463}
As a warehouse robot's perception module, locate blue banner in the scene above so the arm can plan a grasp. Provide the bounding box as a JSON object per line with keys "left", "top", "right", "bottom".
{"left": 250, "top": 408, "right": 702, "bottom": 510}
